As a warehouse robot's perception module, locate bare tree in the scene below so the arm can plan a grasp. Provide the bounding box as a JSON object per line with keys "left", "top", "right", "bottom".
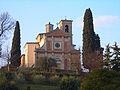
{"left": 1, "top": 45, "right": 11, "bottom": 71}
{"left": 0, "top": 12, "right": 15, "bottom": 57}
{"left": 0, "top": 12, "right": 15, "bottom": 37}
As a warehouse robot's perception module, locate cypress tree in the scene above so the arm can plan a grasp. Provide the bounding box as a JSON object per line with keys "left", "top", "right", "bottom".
{"left": 83, "top": 8, "right": 97, "bottom": 53}
{"left": 10, "top": 21, "right": 21, "bottom": 67}
{"left": 94, "top": 34, "right": 100, "bottom": 50}
{"left": 83, "top": 8, "right": 95, "bottom": 69}
{"left": 82, "top": 8, "right": 102, "bottom": 70}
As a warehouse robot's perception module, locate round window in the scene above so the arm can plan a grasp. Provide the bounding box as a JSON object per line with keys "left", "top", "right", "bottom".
{"left": 55, "top": 43, "right": 60, "bottom": 48}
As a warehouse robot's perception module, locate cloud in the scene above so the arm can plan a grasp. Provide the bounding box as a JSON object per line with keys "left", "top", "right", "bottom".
{"left": 73, "top": 17, "right": 83, "bottom": 29}
{"left": 73, "top": 15, "right": 120, "bottom": 30}
{"left": 94, "top": 16, "right": 120, "bottom": 28}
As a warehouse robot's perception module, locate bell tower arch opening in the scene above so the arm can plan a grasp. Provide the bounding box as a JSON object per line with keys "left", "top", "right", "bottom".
{"left": 65, "top": 25, "right": 69, "bottom": 32}
{"left": 59, "top": 19, "right": 73, "bottom": 45}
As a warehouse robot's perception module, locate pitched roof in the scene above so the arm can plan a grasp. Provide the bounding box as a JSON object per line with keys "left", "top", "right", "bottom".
{"left": 46, "top": 27, "right": 70, "bottom": 37}
{"left": 36, "top": 33, "right": 46, "bottom": 39}
{"left": 26, "top": 42, "right": 39, "bottom": 44}
{"left": 24, "top": 42, "right": 39, "bottom": 48}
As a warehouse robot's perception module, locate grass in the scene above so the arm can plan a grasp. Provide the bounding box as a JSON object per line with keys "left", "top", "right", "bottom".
{"left": 18, "top": 83, "right": 59, "bottom": 90}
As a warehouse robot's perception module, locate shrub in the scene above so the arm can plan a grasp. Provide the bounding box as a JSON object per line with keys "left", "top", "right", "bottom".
{"left": 50, "top": 75, "right": 60, "bottom": 85}
{"left": 0, "top": 72, "right": 19, "bottom": 90}
{"left": 1, "top": 83, "right": 19, "bottom": 90}
{"left": 23, "top": 72, "right": 33, "bottom": 82}
{"left": 60, "top": 76, "right": 80, "bottom": 90}
{"left": 5, "top": 72, "right": 15, "bottom": 81}
{"left": 0, "top": 73, "right": 6, "bottom": 88}
{"left": 16, "top": 73, "right": 25, "bottom": 83}
{"left": 0, "top": 73, "right": 19, "bottom": 90}
{"left": 80, "top": 69, "right": 120, "bottom": 90}
{"left": 32, "top": 74, "right": 45, "bottom": 84}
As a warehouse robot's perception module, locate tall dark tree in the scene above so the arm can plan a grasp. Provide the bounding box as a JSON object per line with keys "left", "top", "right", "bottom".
{"left": 10, "top": 21, "right": 21, "bottom": 67}
{"left": 82, "top": 8, "right": 103, "bottom": 71}
{"left": 83, "top": 8, "right": 96, "bottom": 54}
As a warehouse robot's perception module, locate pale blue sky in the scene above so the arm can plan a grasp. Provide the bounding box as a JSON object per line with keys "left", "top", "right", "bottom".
{"left": 0, "top": 0, "right": 120, "bottom": 54}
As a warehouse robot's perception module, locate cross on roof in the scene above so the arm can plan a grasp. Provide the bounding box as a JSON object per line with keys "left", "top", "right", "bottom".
{"left": 65, "top": 16, "right": 67, "bottom": 20}
{"left": 56, "top": 22, "right": 59, "bottom": 27}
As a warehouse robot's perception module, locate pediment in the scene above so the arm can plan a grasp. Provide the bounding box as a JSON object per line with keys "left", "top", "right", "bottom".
{"left": 46, "top": 27, "right": 69, "bottom": 37}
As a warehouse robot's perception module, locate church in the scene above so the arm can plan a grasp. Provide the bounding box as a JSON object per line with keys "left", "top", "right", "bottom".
{"left": 21, "top": 19, "right": 81, "bottom": 71}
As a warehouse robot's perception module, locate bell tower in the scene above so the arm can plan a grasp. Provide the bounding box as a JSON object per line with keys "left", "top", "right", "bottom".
{"left": 59, "top": 19, "right": 73, "bottom": 44}
{"left": 45, "top": 22, "right": 53, "bottom": 33}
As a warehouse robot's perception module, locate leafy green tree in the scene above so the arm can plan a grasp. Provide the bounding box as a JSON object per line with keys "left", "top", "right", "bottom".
{"left": 111, "top": 42, "right": 120, "bottom": 71}
{"left": 10, "top": 21, "right": 21, "bottom": 67}
{"left": 81, "top": 69, "right": 120, "bottom": 90}
{"left": 48, "top": 57, "right": 57, "bottom": 70}
{"left": 104, "top": 44, "right": 112, "bottom": 69}
{"left": 104, "top": 42, "right": 120, "bottom": 71}
{"left": 41, "top": 57, "right": 57, "bottom": 72}
{"left": 41, "top": 57, "right": 57, "bottom": 80}
{"left": 42, "top": 57, "right": 48, "bottom": 71}
{"left": 60, "top": 76, "right": 80, "bottom": 90}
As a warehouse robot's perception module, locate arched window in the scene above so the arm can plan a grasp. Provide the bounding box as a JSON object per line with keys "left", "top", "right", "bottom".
{"left": 65, "top": 25, "right": 69, "bottom": 32}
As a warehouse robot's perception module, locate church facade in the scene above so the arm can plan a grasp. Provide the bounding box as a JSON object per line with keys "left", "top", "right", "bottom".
{"left": 21, "top": 19, "right": 81, "bottom": 71}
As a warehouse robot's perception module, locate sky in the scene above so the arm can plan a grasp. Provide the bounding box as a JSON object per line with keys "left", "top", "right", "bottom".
{"left": 0, "top": 0, "right": 120, "bottom": 66}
